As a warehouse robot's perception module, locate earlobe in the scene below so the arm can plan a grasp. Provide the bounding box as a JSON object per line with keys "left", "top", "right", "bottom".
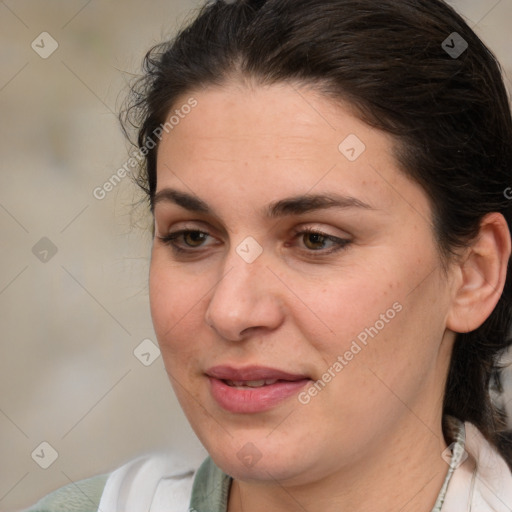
{"left": 446, "top": 212, "right": 511, "bottom": 334}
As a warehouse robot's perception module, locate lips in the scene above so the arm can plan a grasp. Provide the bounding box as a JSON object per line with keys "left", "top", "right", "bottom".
{"left": 206, "top": 365, "right": 308, "bottom": 382}
{"left": 205, "top": 365, "right": 311, "bottom": 413}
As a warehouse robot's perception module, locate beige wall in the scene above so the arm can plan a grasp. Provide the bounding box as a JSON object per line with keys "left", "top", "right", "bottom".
{"left": 1, "top": 1, "right": 511, "bottom": 510}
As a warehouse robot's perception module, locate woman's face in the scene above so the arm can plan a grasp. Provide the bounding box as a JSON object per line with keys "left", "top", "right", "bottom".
{"left": 150, "top": 81, "right": 456, "bottom": 484}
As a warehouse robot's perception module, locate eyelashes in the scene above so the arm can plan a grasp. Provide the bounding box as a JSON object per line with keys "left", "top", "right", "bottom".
{"left": 156, "top": 226, "right": 351, "bottom": 257}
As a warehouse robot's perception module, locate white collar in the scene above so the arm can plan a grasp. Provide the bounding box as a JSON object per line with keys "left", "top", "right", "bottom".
{"left": 442, "top": 421, "right": 512, "bottom": 511}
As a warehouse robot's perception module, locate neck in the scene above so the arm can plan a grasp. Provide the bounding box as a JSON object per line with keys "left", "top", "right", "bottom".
{"left": 227, "top": 412, "right": 450, "bottom": 512}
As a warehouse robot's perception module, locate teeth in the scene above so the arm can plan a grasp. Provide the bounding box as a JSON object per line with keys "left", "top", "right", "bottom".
{"left": 225, "top": 379, "right": 279, "bottom": 388}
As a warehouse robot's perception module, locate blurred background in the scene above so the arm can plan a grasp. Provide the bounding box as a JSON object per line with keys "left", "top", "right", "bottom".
{"left": 0, "top": 0, "right": 511, "bottom": 510}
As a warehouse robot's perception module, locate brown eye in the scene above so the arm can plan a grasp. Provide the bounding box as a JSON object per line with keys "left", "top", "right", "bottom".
{"left": 303, "top": 232, "right": 329, "bottom": 250}
{"left": 182, "top": 231, "right": 208, "bottom": 247}
{"left": 157, "top": 229, "right": 213, "bottom": 254}
{"left": 290, "top": 227, "right": 351, "bottom": 255}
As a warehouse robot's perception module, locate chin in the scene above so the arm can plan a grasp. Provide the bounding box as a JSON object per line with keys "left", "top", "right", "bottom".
{"left": 199, "top": 431, "right": 317, "bottom": 484}
{"left": 212, "top": 449, "right": 298, "bottom": 481}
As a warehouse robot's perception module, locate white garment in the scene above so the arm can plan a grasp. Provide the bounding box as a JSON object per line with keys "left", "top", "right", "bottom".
{"left": 98, "top": 421, "right": 512, "bottom": 512}
{"left": 442, "top": 422, "right": 512, "bottom": 511}
{"left": 98, "top": 453, "right": 197, "bottom": 512}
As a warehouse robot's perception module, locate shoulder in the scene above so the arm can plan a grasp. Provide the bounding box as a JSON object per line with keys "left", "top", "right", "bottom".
{"left": 443, "top": 419, "right": 512, "bottom": 511}
{"left": 22, "top": 450, "right": 206, "bottom": 512}
{"left": 98, "top": 450, "right": 200, "bottom": 511}
{"left": 464, "top": 422, "right": 512, "bottom": 510}
{"left": 21, "top": 473, "right": 110, "bottom": 512}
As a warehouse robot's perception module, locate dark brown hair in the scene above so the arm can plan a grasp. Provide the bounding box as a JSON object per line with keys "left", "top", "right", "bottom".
{"left": 121, "top": 0, "right": 512, "bottom": 464}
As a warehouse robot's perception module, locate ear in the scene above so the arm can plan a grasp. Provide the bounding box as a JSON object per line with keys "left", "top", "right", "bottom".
{"left": 446, "top": 212, "right": 511, "bottom": 334}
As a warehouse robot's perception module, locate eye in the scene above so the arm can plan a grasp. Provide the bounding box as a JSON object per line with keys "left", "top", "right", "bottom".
{"left": 157, "top": 229, "right": 213, "bottom": 253}
{"left": 290, "top": 226, "right": 351, "bottom": 254}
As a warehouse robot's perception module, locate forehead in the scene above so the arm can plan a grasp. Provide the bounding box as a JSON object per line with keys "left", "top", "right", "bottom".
{"left": 154, "top": 82, "right": 428, "bottom": 219}
{"left": 160, "top": 82, "right": 379, "bottom": 159}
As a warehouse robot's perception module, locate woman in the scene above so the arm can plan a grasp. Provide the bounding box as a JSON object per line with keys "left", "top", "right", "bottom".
{"left": 24, "top": 0, "right": 512, "bottom": 510}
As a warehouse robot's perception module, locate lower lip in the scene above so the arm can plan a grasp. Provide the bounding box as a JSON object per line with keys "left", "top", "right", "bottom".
{"left": 208, "top": 377, "right": 311, "bottom": 413}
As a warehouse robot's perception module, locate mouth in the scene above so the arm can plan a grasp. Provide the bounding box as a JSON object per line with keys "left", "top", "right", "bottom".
{"left": 205, "top": 364, "right": 309, "bottom": 382}
{"left": 205, "top": 365, "right": 312, "bottom": 413}
{"left": 223, "top": 378, "right": 284, "bottom": 388}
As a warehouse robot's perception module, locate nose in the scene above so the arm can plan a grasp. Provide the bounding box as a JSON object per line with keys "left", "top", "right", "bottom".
{"left": 204, "top": 247, "right": 285, "bottom": 341}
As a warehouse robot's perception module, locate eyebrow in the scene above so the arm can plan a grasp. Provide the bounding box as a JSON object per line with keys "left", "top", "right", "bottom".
{"left": 152, "top": 188, "right": 375, "bottom": 218}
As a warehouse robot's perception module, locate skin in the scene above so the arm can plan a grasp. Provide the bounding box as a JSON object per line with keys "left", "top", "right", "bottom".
{"left": 149, "top": 80, "right": 511, "bottom": 512}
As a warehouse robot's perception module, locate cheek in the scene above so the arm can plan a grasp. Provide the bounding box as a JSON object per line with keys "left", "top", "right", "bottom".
{"left": 301, "top": 264, "right": 400, "bottom": 352}
{"left": 149, "top": 254, "right": 204, "bottom": 355}
{"left": 302, "top": 252, "right": 440, "bottom": 388}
